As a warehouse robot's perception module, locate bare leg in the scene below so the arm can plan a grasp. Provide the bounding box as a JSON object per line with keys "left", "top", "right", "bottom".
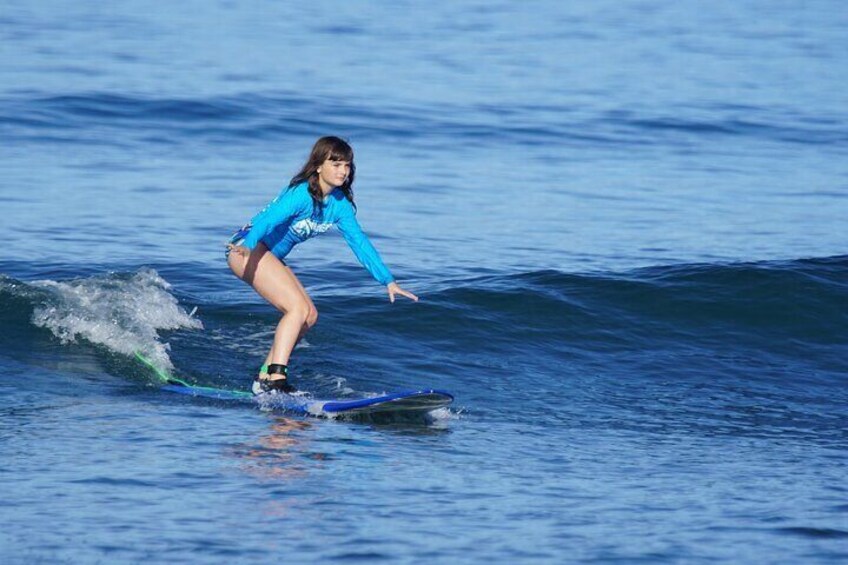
{"left": 262, "top": 317, "right": 314, "bottom": 367}
{"left": 228, "top": 244, "right": 318, "bottom": 381}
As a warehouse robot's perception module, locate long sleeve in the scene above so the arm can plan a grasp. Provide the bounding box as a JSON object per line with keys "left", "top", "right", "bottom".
{"left": 242, "top": 185, "right": 312, "bottom": 251}
{"left": 335, "top": 201, "right": 395, "bottom": 286}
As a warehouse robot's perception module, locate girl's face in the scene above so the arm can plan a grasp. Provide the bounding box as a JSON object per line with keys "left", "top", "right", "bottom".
{"left": 316, "top": 158, "right": 351, "bottom": 191}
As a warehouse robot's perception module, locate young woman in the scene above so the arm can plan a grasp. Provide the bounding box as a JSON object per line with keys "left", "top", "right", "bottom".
{"left": 226, "top": 136, "right": 418, "bottom": 395}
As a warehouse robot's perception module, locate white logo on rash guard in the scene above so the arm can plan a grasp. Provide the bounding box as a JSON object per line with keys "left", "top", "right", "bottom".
{"left": 289, "top": 218, "right": 333, "bottom": 240}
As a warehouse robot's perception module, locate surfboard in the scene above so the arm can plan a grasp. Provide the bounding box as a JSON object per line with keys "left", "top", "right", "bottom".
{"left": 134, "top": 352, "right": 453, "bottom": 419}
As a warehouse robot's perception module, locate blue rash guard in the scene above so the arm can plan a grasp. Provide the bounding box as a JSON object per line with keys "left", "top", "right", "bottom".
{"left": 235, "top": 182, "right": 395, "bottom": 285}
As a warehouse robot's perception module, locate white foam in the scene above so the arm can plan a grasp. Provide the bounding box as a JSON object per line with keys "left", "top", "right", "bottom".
{"left": 31, "top": 268, "right": 201, "bottom": 369}
{"left": 326, "top": 375, "right": 355, "bottom": 395}
{"left": 429, "top": 406, "right": 461, "bottom": 420}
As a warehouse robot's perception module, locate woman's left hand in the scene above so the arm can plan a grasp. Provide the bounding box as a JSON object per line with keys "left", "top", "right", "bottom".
{"left": 387, "top": 282, "right": 419, "bottom": 303}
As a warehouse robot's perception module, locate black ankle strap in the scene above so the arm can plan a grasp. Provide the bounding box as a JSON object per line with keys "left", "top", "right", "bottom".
{"left": 267, "top": 363, "right": 288, "bottom": 376}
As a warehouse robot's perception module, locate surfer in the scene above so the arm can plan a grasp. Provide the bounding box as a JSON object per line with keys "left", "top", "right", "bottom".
{"left": 225, "top": 136, "right": 418, "bottom": 394}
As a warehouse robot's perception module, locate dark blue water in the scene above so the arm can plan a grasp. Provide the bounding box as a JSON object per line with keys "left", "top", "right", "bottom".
{"left": 2, "top": 1, "right": 848, "bottom": 562}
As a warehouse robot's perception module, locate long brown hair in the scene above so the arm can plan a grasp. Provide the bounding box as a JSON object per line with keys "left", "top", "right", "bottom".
{"left": 289, "top": 136, "right": 356, "bottom": 215}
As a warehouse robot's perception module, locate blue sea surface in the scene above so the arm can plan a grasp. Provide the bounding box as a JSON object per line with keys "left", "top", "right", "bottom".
{"left": 2, "top": 1, "right": 847, "bottom": 563}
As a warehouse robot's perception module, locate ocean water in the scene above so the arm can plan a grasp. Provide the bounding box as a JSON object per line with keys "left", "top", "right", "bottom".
{"left": 2, "top": 1, "right": 848, "bottom": 562}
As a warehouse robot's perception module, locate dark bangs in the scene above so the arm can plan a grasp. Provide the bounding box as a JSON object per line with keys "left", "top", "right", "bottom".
{"left": 326, "top": 139, "right": 354, "bottom": 162}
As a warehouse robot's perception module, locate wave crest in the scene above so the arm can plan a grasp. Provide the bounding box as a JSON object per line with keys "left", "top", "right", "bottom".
{"left": 27, "top": 267, "right": 201, "bottom": 369}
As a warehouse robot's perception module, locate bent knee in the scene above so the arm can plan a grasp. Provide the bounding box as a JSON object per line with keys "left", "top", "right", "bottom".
{"left": 306, "top": 306, "right": 318, "bottom": 328}
{"left": 291, "top": 303, "right": 318, "bottom": 329}
{"left": 283, "top": 301, "right": 313, "bottom": 325}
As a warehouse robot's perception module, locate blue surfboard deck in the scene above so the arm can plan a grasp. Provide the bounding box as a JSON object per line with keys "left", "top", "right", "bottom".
{"left": 135, "top": 352, "right": 453, "bottom": 418}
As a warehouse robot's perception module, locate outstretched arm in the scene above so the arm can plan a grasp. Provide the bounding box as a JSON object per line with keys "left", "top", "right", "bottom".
{"left": 336, "top": 206, "right": 418, "bottom": 303}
